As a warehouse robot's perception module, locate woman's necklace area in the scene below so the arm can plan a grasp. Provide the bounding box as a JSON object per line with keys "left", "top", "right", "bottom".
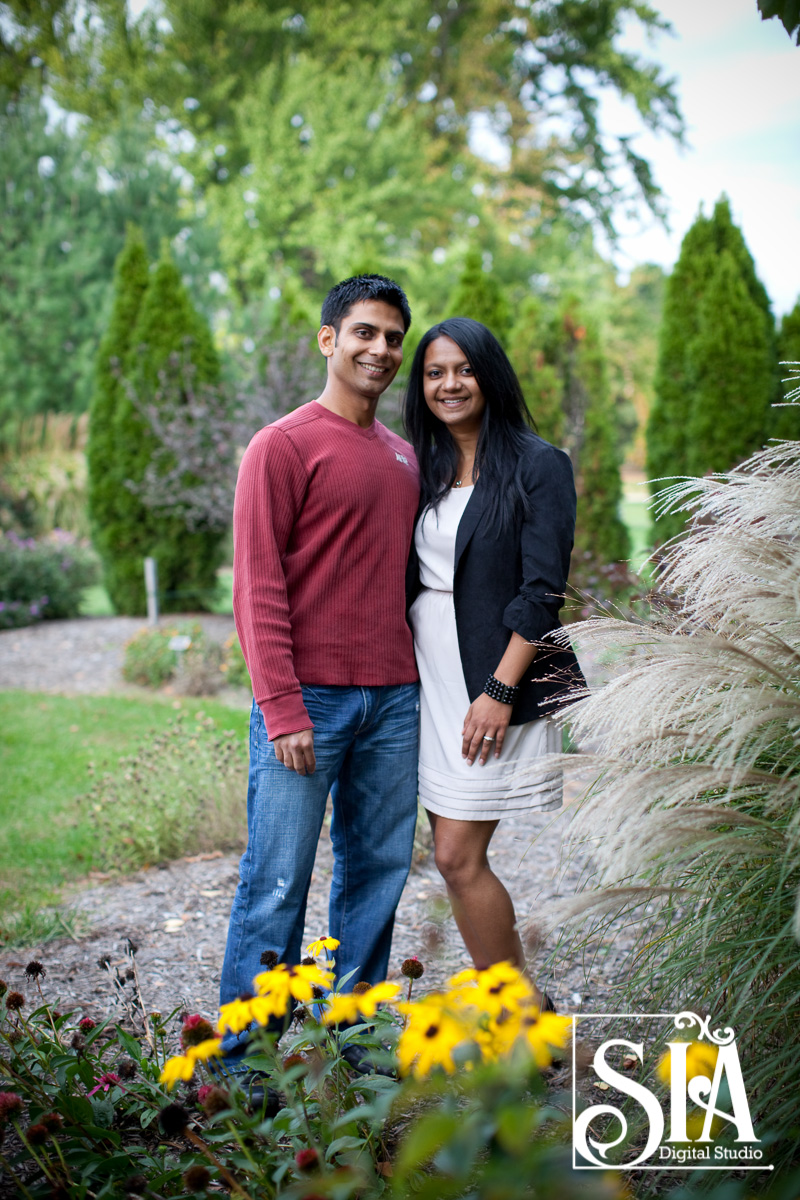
{"left": 452, "top": 461, "right": 475, "bottom": 488}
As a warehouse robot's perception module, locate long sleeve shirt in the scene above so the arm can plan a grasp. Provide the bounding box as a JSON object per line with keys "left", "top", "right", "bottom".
{"left": 232, "top": 400, "right": 420, "bottom": 739}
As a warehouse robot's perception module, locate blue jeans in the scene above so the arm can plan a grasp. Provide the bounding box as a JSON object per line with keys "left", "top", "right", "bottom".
{"left": 219, "top": 684, "right": 419, "bottom": 1057}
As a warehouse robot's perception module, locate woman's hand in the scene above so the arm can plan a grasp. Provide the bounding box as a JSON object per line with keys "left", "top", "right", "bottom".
{"left": 462, "top": 694, "right": 513, "bottom": 765}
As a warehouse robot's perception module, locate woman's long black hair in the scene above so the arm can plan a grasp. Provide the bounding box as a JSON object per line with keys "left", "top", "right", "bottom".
{"left": 403, "top": 317, "right": 536, "bottom": 534}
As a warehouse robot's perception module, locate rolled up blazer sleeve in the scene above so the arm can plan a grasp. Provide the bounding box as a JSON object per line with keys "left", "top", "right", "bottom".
{"left": 502, "top": 444, "right": 576, "bottom": 644}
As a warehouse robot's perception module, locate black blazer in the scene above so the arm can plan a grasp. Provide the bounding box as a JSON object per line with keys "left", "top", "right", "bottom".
{"left": 406, "top": 433, "right": 585, "bottom": 724}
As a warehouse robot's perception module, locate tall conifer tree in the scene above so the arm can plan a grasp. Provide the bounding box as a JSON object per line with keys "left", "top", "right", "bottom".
{"left": 510, "top": 297, "right": 629, "bottom": 591}
{"left": 449, "top": 247, "right": 510, "bottom": 346}
{"left": 647, "top": 197, "right": 776, "bottom": 541}
{"left": 87, "top": 224, "right": 150, "bottom": 607}
{"left": 772, "top": 301, "right": 800, "bottom": 441}
{"left": 106, "top": 244, "right": 225, "bottom": 614}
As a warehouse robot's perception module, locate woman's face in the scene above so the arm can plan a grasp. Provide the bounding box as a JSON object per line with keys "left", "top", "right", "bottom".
{"left": 422, "top": 336, "right": 486, "bottom": 437}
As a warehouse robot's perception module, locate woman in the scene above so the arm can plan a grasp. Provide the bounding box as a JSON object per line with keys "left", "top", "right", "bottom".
{"left": 404, "top": 317, "right": 583, "bottom": 986}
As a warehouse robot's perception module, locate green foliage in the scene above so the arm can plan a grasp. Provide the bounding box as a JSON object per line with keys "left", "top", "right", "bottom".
{"left": 772, "top": 301, "right": 800, "bottom": 440}
{"left": 647, "top": 198, "right": 777, "bottom": 542}
{"left": 83, "top": 709, "right": 246, "bottom": 870}
{"left": 757, "top": 0, "right": 800, "bottom": 42}
{"left": 448, "top": 247, "right": 510, "bottom": 346}
{"left": 0, "top": 690, "right": 249, "bottom": 946}
{"left": 0, "top": 93, "right": 219, "bottom": 442}
{"left": 562, "top": 440, "right": 800, "bottom": 1181}
{"left": 87, "top": 224, "right": 150, "bottom": 608}
{"left": 0, "top": 531, "right": 98, "bottom": 628}
{"left": 91, "top": 240, "right": 227, "bottom": 615}
{"left": 686, "top": 251, "right": 774, "bottom": 476}
{"left": 509, "top": 297, "right": 630, "bottom": 602}
{"left": 0, "top": 954, "right": 598, "bottom": 1200}
{"left": 122, "top": 622, "right": 240, "bottom": 695}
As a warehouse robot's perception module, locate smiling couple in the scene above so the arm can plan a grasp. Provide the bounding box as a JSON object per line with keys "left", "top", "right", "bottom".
{"left": 220, "top": 273, "right": 583, "bottom": 1075}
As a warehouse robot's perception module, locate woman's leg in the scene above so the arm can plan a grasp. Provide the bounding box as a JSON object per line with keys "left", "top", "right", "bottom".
{"left": 428, "top": 812, "right": 525, "bottom": 970}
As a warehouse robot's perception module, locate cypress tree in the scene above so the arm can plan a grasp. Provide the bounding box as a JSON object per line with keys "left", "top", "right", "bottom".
{"left": 109, "top": 244, "right": 225, "bottom": 614}
{"left": 647, "top": 197, "right": 777, "bottom": 541}
{"left": 448, "top": 246, "right": 510, "bottom": 346}
{"left": 772, "top": 301, "right": 800, "bottom": 441}
{"left": 510, "top": 297, "right": 629, "bottom": 588}
{"left": 508, "top": 297, "right": 564, "bottom": 443}
{"left": 687, "top": 251, "right": 773, "bottom": 476}
{"left": 87, "top": 225, "right": 150, "bottom": 607}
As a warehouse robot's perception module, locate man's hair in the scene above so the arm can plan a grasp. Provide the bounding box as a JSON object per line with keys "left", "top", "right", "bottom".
{"left": 320, "top": 274, "right": 412, "bottom": 334}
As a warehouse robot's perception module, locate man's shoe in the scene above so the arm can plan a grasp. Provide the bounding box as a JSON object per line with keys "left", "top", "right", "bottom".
{"left": 235, "top": 1071, "right": 283, "bottom": 1116}
{"left": 340, "top": 1042, "right": 397, "bottom": 1078}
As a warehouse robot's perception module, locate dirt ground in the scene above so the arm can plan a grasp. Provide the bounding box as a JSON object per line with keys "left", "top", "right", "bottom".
{"left": 0, "top": 616, "right": 632, "bottom": 1040}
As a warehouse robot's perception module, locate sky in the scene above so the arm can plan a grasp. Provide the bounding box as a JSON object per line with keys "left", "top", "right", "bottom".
{"left": 609, "top": 0, "right": 800, "bottom": 317}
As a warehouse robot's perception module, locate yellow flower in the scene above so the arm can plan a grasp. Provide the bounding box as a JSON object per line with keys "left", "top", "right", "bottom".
{"left": 518, "top": 1012, "right": 571, "bottom": 1067}
{"left": 657, "top": 1039, "right": 718, "bottom": 1087}
{"left": 217, "top": 997, "right": 255, "bottom": 1035}
{"left": 447, "top": 962, "right": 534, "bottom": 1020}
{"left": 159, "top": 1037, "right": 222, "bottom": 1089}
{"left": 322, "top": 981, "right": 401, "bottom": 1026}
{"left": 396, "top": 995, "right": 473, "bottom": 1078}
{"left": 251, "top": 962, "right": 334, "bottom": 1016}
{"left": 305, "top": 935, "right": 341, "bottom": 957}
{"left": 160, "top": 1054, "right": 196, "bottom": 1088}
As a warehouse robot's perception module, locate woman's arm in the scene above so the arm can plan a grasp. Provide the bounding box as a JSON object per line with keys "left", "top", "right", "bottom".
{"left": 462, "top": 633, "right": 538, "bottom": 765}
{"left": 462, "top": 443, "right": 576, "bottom": 766}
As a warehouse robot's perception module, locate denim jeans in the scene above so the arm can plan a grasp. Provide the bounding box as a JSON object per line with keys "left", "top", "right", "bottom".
{"left": 219, "top": 684, "right": 419, "bottom": 1058}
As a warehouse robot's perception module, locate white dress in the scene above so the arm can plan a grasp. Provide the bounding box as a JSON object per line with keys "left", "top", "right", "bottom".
{"left": 409, "top": 487, "right": 562, "bottom": 820}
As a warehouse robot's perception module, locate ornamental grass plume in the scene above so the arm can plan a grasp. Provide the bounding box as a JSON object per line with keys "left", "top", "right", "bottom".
{"left": 549, "top": 430, "right": 800, "bottom": 1174}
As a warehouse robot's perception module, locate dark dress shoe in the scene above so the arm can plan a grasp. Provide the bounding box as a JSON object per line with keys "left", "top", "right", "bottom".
{"left": 340, "top": 1043, "right": 397, "bottom": 1078}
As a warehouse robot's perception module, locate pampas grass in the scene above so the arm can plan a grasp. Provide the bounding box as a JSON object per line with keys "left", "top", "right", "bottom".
{"left": 553, "top": 429, "right": 800, "bottom": 1180}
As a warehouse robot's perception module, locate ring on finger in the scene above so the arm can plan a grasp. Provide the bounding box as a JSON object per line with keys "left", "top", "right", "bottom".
{"left": 482, "top": 735, "right": 495, "bottom": 743}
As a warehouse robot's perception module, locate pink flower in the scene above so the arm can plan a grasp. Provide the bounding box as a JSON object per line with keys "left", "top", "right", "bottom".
{"left": 79, "top": 1017, "right": 96, "bottom": 1032}
{"left": 87, "top": 1072, "right": 123, "bottom": 1096}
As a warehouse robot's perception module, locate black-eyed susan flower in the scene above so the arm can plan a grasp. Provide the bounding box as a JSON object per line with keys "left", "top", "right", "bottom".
{"left": 322, "top": 981, "right": 401, "bottom": 1026}
{"left": 160, "top": 1038, "right": 223, "bottom": 1089}
{"left": 252, "top": 962, "right": 334, "bottom": 1011}
{"left": 305, "top": 935, "right": 340, "bottom": 958}
{"left": 657, "top": 1039, "right": 718, "bottom": 1087}
{"left": 448, "top": 962, "right": 534, "bottom": 1020}
{"left": 396, "top": 995, "right": 472, "bottom": 1077}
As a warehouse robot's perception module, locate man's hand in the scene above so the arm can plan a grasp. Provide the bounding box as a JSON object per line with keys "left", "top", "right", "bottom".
{"left": 273, "top": 728, "right": 316, "bottom": 775}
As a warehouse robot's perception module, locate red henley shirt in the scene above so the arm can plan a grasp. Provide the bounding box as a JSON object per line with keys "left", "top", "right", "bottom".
{"left": 232, "top": 400, "right": 420, "bottom": 739}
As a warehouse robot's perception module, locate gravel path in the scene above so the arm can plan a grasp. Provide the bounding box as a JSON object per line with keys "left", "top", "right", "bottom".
{"left": 0, "top": 617, "right": 631, "bottom": 1041}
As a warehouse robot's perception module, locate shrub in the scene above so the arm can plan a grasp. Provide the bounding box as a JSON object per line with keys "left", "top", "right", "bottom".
{"left": 122, "top": 623, "right": 237, "bottom": 695}
{"left": 220, "top": 631, "right": 251, "bottom": 689}
{"left": 556, "top": 436, "right": 800, "bottom": 1181}
{"left": 83, "top": 709, "right": 246, "bottom": 870}
{"left": 89, "top": 234, "right": 228, "bottom": 615}
{"left": 0, "top": 530, "right": 99, "bottom": 629}
{"left": 0, "top": 949, "right": 590, "bottom": 1200}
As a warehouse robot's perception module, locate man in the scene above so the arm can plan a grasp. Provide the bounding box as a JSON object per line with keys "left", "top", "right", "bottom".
{"left": 219, "top": 274, "right": 420, "bottom": 1068}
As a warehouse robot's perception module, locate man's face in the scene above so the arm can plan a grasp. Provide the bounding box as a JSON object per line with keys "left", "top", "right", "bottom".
{"left": 318, "top": 299, "right": 406, "bottom": 399}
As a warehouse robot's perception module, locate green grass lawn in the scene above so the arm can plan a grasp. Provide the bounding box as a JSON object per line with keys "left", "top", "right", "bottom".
{"left": 0, "top": 690, "right": 249, "bottom": 943}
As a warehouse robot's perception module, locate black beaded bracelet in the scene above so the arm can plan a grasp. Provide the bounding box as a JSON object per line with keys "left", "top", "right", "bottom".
{"left": 483, "top": 673, "right": 520, "bottom": 705}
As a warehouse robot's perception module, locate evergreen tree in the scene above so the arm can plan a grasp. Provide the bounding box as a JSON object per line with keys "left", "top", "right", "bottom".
{"left": 509, "top": 297, "right": 629, "bottom": 592}
{"left": 87, "top": 225, "right": 150, "bottom": 609}
{"left": 104, "top": 244, "right": 225, "bottom": 614}
{"left": 687, "top": 252, "right": 773, "bottom": 476}
{"left": 772, "top": 300, "right": 800, "bottom": 441}
{"left": 508, "top": 297, "right": 563, "bottom": 444}
{"left": 449, "top": 247, "right": 510, "bottom": 346}
{"left": 646, "top": 197, "right": 776, "bottom": 541}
